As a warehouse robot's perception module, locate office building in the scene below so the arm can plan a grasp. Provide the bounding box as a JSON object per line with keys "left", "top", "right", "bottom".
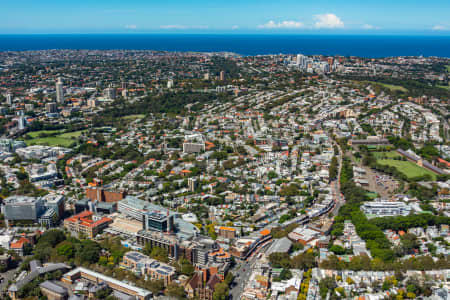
{"left": 0, "top": 139, "right": 26, "bottom": 152}
{"left": 16, "top": 145, "right": 72, "bottom": 160}
{"left": 183, "top": 142, "right": 205, "bottom": 154}
{"left": 1, "top": 195, "right": 65, "bottom": 227}
{"left": 118, "top": 196, "right": 175, "bottom": 223}
{"left": 118, "top": 196, "right": 175, "bottom": 232}
{"left": 87, "top": 98, "right": 98, "bottom": 108}
{"left": 297, "top": 54, "right": 307, "bottom": 69}
{"left": 27, "top": 163, "right": 58, "bottom": 183}
{"left": 43, "top": 195, "right": 65, "bottom": 219}
{"left": 327, "top": 57, "right": 334, "bottom": 71}
{"left": 179, "top": 238, "right": 226, "bottom": 267}
{"left": 118, "top": 196, "right": 199, "bottom": 240}
{"left": 219, "top": 71, "right": 225, "bottom": 81}
{"left": 104, "top": 87, "right": 116, "bottom": 100}
{"left": 144, "top": 211, "right": 174, "bottom": 233}
{"left": 46, "top": 102, "right": 58, "bottom": 113}
{"left": 118, "top": 196, "right": 152, "bottom": 221}
{"left": 25, "top": 104, "right": 34, "bottom": 112}
{"left": 75, "top": 199, "right": 92, "bottom": 214}
{"left": 136, "top": 230, "right": 179, "bottom": 259}
{"left": 56, "top": 77, "right": 64, "bottom": 104}
{"left": 39, "top": 208, "right": 57, "bottom": 227}
{"left": 193, "top": 239, "right": 217, "bottom": 266}
{"left": 120, "top": 251, "right": 176, "bottom": 285}
{"left": 361, "top": 200, "right": 412, "bottom": 217}
{"left": 2, "top": 196, "right": 46, "bottom": 225}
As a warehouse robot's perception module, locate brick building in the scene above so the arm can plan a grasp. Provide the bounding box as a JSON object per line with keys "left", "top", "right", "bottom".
{"left": 64, "top": 211, "right": 112, "bottom": 239}
{"left": 218, "top": 226, "right": 236, "bottom": 239}
{"left": 85, "top": 188, "right": 127, "bottom": 203}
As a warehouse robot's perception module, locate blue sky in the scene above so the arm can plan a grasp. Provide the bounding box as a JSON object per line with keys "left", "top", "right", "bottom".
{"left": 1, "top": 0, "right": 450, "bottom": 34}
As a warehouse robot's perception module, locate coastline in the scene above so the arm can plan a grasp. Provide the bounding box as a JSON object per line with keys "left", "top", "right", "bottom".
{"left": 0, "top": 34, "right": 449, "bottom": 58}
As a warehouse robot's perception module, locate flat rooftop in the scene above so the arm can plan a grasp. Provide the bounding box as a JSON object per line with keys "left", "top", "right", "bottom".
{"left": 63, "top": 267, "right": 151, "bottom": 298}
{"left": 3, "top": 196, "right": 41, "bottom": 204}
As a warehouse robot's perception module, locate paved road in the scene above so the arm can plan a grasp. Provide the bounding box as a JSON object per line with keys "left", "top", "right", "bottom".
{"left": 230, "top": 242, "right": 272, "bottom": 299}
{"left": 230, "top": 255, "right": 259, "bottom": 299}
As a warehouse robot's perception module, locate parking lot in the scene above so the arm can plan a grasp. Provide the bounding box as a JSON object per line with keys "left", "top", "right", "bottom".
{"left": 365, "top": 167, "right": 399, "bottom": 198}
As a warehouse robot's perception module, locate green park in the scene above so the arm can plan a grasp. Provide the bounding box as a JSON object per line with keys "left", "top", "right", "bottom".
{"left": 23, "top": 130, "right": 85, "bottom": 147}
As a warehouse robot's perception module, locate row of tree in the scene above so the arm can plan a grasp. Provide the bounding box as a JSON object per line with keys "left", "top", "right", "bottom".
{"left": 370, "top": 214, "right": 450, "bottom": 232}
{"left": 320, "top": 253, "right": 450, "bottom": 271}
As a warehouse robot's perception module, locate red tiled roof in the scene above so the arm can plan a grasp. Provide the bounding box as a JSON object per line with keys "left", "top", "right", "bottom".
{"left": 10, "top": 237, "right": 30, "bottom": 249}
{"left": 65, "top": 210, "right": 93, "bottom": 223}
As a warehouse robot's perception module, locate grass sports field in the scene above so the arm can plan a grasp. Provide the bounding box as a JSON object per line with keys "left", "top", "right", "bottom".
{"left": 367, "top": 81, "right": 408, "bottom": 93}
{"left": 377, "top": 159, "right": 437, "bottom": 181}
{"left": 25, "top": 130, "right": 85, "bottom": 147}
{"left": 122, "top": 114, "right": 145, "bottom": 121}
{"left": 27, "top": 130, "right": 60, "bottom": 138}
{"left": 365, "top": 192, "right": 378, "bottom": 199}
{"left": 372, "top": 151, "right": 401, "bottom": 159}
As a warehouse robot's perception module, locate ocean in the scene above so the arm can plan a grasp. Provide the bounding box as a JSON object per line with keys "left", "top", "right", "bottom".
{"left": 0, "top": 34, "right": 449, "bottom": 58}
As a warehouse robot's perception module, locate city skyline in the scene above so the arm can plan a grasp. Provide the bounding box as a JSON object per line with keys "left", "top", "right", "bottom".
{"left": 1, "top": 0, "right": 450, "bottom": 34}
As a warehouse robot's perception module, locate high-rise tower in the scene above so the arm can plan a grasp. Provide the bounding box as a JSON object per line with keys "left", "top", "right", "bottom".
{"left": 6, "top": 93, "right": 13, "bottom": 106}
{"left": 56, "top": 77, "right": 64, "bottom": 104}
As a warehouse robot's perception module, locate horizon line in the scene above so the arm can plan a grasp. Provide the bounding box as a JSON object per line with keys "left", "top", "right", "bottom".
{"left": 0, "top": 32, "right": 449, "bottom": 37}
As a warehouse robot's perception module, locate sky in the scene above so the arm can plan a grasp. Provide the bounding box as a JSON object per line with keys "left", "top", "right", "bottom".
{"left": 1, "top": 0, "right": 450, "bottom": 34}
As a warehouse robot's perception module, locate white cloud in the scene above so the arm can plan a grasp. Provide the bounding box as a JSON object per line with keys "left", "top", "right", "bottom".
{"left": 362, "top": 24, "right": 380, "bottom": 30}
{"left": 432, "top": 25, "right": 447, "bottom": 31}
{"left": 160, "top": 25, "right": 208, "bottom": 30}
{"left": 314, "top": 13, "right": 344, "bottom": 29}
{"left": 160, "top": 25, "right": 187, "bottom": 29}
{"left": 125, "top": 24, "right": 137, "bottom": 30}
{"left": 258, "top": 20, "right": 304, "bottom": 29}
{"left": 231, "top": 25, "right": 239, "bottom": 30}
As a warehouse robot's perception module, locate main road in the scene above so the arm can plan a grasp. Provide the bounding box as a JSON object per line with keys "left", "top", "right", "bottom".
{"left": 229, "top": 241, "right": 272, "bottom": 299}
{"left": 330, "top": 137, "right": 345, "bottom": 217}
